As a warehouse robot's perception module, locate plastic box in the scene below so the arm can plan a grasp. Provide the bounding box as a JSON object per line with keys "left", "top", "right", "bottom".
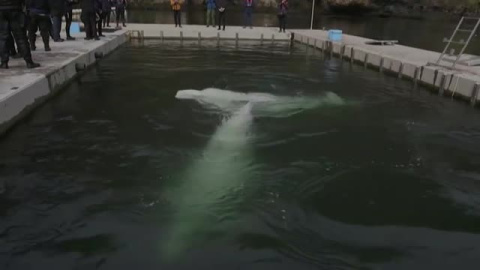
{"left": 328, "top": 30, "right": 343, "bottom": 42}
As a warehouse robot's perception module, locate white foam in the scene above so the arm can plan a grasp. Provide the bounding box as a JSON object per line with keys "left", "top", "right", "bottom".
{"left": 163, "top": 103, "right": 254, "bottom": 259}
{"left": 175, "top": 88, "right": 345, "bottom": 117}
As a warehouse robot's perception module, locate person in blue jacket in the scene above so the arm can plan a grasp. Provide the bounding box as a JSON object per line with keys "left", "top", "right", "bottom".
{"left": 205, "top": 0, "right": 215, "bottom": 27}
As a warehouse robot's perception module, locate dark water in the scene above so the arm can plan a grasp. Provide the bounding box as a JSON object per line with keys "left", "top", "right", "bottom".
{"left": 1, "top": 41, "right": 480, "bottom": 269}
{"left": 127, "top": 10, "right": 480, "bottom": 55}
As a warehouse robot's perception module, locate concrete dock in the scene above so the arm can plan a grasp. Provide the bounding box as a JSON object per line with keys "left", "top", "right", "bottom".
{"left": 0, "top": 30, "right": 128, "bottom": 135}
{"left": 291, "top": 29, "right": 480, "bottom": 105}
{"left": 2, "top": 24, "right": 480, "bottom": 136}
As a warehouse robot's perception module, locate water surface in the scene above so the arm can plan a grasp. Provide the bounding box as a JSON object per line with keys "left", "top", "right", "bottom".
{"left": 1, "top": 41, "right": 480, "bottom": 269}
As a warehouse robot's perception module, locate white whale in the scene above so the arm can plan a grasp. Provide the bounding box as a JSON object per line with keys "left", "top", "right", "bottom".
{"left": 163, "top": 103, "right": 254, "bottom": 259}
{"left": 175, "top": 88, "right": 345, "bottom": 116}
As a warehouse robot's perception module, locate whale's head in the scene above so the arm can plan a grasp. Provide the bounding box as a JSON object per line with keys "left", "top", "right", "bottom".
{"left": 175, "top": 89, "right": 202, "bottom": 100}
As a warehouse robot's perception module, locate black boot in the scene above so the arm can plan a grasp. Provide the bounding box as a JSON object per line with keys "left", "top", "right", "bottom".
{"left": 42, "top": 34, "right": 50, "bottom": 51}
{"left": 0, "top": 62, "right": 8, "bottom": 69}
{"left": 26, "top": 59, "right": 40, "bottom": 69}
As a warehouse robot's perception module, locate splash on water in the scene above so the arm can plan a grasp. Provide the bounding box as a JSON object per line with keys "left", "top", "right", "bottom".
{"left": 175, "top": 88, "right": 345, "bottom": 117}
{"left": 163, "top": 103, "right": 254, "bottom": 259}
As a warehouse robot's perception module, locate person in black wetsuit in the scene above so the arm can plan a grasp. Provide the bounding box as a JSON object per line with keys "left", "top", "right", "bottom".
{"left": 64, "top": 0, "right": 76, "bottom": 40}
{"left": 27, "top": 0, "right": 52, "bottom": 51}
{"left": 81, "top": 0, "right": 98, "bottom": 40}
{"left": 49, "top": 0, "right": 65, "bottom": 42}
{"left": 0, "top": 0, "right": 40, "bottom": 68}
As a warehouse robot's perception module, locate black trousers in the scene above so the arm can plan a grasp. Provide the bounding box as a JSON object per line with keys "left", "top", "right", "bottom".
{"left": 104, "top": 11, "right": 111, "bottom": 27}
{"left": 0, "top": 10, "right": 33, "bottom": 63}
{"left": 97, "top": 12, "right": 106, "bottom": 36}
{"left": 51, "top": 15, "right": 62, "bottom": 40}
{"left": 173, "top": 10, "right": 181, "bottom": 26}
{"left": 278, "top": 14, "right": 286, "bottom": 31}
{"left": 28, "top": 13, "right": 51, "bottom": 49}
{"left": 218, "top": 11, "right": 225, "bottom": 30}
{"left": 65, "top": 9, "right": 73, "bottom": 37}
{"left": 116, "top": 8, "right": 125, "bottom": 26}
{"left": 82, "top": 11, "right": 97, "bottom": 39}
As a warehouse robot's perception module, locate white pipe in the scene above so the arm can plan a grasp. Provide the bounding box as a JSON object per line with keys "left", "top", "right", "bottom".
{"left": 310, "top": 0, "right": 316, "bottom": 29}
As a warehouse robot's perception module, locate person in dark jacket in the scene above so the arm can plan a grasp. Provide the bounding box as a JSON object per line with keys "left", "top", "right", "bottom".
{"left": 49, "top": 0, "right": 65, "bottom": 41}
{"left": 0, "top": 0, "right": 40, "bottom": 69}
{"left": 27, "top": 0, "right": 52, "bottom": 51}
{"left": 103, "top": 0, "right": 112, "bottom": 27}
{"left": 217, "top": 0, "right": 227, "bottom": 31}
{"left": 65, "top": 0, "right": 76, "bottom": 40}
{"left": 243, "top": 0, "right": 253, "bottom": 28}
{"left": 81, "top": 0, "right": 99, "bottom": 40}
{"left": 277, "top": 0, "right": 287, "bottom": 33}
{"left": 97, "top": 0, "right": 109, "bottom": 36}
{"left": 115, "top": 0, "right": 126, "bottom": 28}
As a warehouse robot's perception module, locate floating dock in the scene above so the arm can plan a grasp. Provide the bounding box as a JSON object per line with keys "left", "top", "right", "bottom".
{"left": 291, "top": 29, "right": 480, "bottom": 106}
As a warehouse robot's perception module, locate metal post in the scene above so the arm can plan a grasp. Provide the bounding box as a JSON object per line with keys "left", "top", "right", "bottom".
{"left": 236, "top": 33, "right": 239, "bottom": 47}
{"left": 470, "top": 83, "right": 480, "bottom": 106}
{"left": 261, "top": 33, "right": 264, "bottom": 45}
{"left": 160, "top": 31, "right": 164, "bottom": 41}
{"left": 272, "top": 34, "right": 275, "bottom": 46}
{"left": 310, "top": 0, "right": 316, "bottom": 30}
{"left": 413, "top": 67, "right": 419, "bottom": 88}
{"left": 398, "top": 63, "right": 404, "bottom": 79}
{"left": 198, "top": 32, "right": 201, "bottom": 44}
{"left": 217, "top": 32, "right": 220, "bottom": 47}
{"left": 439, "top": 74, "right": 447, "bottom": 96}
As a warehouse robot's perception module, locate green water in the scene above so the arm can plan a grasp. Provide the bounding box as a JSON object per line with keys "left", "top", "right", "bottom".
{"left": 1, "top": 41, "right": 480, "bottom": 269}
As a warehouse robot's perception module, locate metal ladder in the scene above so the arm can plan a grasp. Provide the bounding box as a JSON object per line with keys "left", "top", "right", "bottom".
{"left": 436, "top": 16, "right": 480, "bottom": 68}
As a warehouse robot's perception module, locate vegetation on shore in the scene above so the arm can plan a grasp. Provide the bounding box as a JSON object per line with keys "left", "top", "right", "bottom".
{"left": 126, "top": 0, "right": 480, "bottom": 13}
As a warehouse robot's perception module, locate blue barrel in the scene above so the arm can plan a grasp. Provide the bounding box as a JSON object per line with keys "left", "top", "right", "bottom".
{"left": 328, "top": 30, "right": 343, "bottom": 42}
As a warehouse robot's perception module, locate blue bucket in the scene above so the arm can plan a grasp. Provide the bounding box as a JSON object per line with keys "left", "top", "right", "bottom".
{"left": 70, "top": 22, "right": 81, "bottom": 34}
{"left": 328, "top": 30, "right": 342, "bottom": 42}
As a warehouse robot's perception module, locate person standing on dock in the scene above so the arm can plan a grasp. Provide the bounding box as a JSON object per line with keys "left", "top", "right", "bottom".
{"left": 205, "top": 0, "right": 215, "bottom": 28}
{"left": 115, "top": 0, "right": 126, "bottom": 28}
{"left": 217, "top": 0, "right": 227, "bottom": 31}
{"left": 277, "top": 0, "right": 287, "bottom": 33}
{"left": 103, "top": 0, "right": 112, "bottom": 27}
{"left": 27, "top": 0, "right": 53, "bottom": 51}
{"left": 170, "top": 0, "right": 183, "bottom": 27}
{"left": 65, "top": 0, "right": 76, "bottom": 40}
{"left": 243, "top": 0, "right": 253, "bottom": 29}
{"left": 81, "top": 0, "right": 99, "bottom": 40}
{"left": 97, "top": 0, "right": 109, "bottom": 36}
{"left": 0, "top": 0, "right": 40, "bottom": 69}
{"left": 50, "top": 0, "right": 66, "bottom": 42}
